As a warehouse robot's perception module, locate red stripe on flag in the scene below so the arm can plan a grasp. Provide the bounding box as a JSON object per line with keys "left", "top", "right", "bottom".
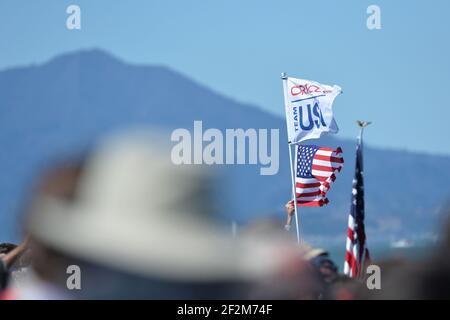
{"left": 296, "top": 200, "right": 325, "bottom": 207}
{"left": 314, "top": 175, "right": 327, "bottom": 182}
{"left": 347, "top": 227, "right": 354, "bottom": 241}
{"left": 345, "top": 250, "right": 358, "bottom": 277}
{"left": 313, "top": 154, "right": 344, "bottom": 163}
{"left": 312, "top": 164, "right": 337, "bottom": 172}
{"left": 296, "top": 182, "right": 321, "bottom": 188}
{"left": 295, "top": 190, "right": 322, "bottom": 198}
{"left": 345, "top": 250, "right": 354, "bottom": 265}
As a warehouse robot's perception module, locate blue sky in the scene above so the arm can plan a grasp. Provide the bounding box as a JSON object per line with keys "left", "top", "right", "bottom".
{"left": 1, "top": 0, "right": 449, "bottom": 155}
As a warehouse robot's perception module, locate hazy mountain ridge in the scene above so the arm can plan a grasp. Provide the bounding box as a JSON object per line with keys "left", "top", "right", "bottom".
{"left": 0, "top": 49, "right": 449, "bottom": 242}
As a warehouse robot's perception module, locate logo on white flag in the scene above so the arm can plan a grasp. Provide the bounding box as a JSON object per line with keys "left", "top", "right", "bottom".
{"left": 282, "top": 77, "right": 342, "bottom": 144}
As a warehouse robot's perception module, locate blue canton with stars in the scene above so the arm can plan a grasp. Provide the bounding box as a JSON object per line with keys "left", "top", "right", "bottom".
{"left": 296, "top": 145, "right": 320, "bottom": 178}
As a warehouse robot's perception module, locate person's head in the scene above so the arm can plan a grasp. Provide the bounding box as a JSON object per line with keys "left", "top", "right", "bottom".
{"left": 240, "top": 225, "right": 328, "bottom": 299}
{"left": 246, "top": 250, "right": 324, "bottom": 299}
{"left": 296, "top": 243, "right": 340, "bottom": 296}
{"left": 310, "top": 253, "right": 339, "bottom": 284}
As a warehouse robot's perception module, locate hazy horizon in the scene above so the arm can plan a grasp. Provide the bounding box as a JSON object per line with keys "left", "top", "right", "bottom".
{"left": 2, "top": 46, "right": 450, "bottom": 158}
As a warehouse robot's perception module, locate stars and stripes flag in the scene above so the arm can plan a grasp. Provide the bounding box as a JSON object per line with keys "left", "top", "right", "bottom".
{"left": 293, "top": 145, "right": 344, "bottom": 207}
{"left": 344, "top": 134, "right": 370, "bottom": 278}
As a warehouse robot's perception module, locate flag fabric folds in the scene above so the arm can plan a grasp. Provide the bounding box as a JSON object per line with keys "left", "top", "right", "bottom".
{"left": 344, "top": 135, "right": 370, "bottom": 278}
{"left": 282, "top": 77, "right": 342, "bottom": 144}
{"left": 294, "top": 145, "right": 344, "bottom": 207}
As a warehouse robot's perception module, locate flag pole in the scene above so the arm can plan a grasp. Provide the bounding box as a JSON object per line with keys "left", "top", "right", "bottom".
{"left": 356, "top": 120, "right": 371, "bottom": 279}
{"left": 282, "top": 72, "right": 301, "bottom": 244}
{"left": 288, "top": 143, "right": 302, "bottom": 243}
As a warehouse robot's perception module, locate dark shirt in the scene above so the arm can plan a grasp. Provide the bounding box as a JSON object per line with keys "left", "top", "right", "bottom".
{"left": 0, "top": 259, "right": 9, "bottom": 290}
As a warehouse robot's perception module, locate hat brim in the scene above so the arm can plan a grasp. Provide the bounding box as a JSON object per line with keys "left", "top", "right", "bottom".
{"left": 28, "top": 198, "right": 252, "bottom": 282}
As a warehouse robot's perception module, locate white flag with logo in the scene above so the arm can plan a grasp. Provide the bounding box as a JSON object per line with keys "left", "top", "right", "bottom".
{"left": 282, "top": 76, "right": 342, "bottom": 144}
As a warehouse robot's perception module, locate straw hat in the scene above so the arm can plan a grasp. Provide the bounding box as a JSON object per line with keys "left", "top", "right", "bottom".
{"left": 26, "top": 130, "right": 268, "bottom": 281}
{"left": 299, "top": 244, "right": 328, "bottom": 261}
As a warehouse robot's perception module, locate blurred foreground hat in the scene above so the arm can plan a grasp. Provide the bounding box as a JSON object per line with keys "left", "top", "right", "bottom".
{"left": 299, "top": 244, "right": 328, "bottom": 261}
{"left": 26, "top": 130, "right": 271, "bottom": 281}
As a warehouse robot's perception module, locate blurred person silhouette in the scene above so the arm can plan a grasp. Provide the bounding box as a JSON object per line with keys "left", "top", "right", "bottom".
{"left": 5, "top": 130, "right": 270, "bottom": 299}
{"left": 300, "top": 244, "right": 339, "bottom": 286}
{"left": 1, "top": 161, "right": 89, "bottom": 299}
{"left": 351, "top": 258, "right": 409, "bottom": 300}
{"left": 1, "top": 243, "right": 18, "bottom": 290}
{"left": 241, "top": 218, "right": 325, "bottom": 299}
{"left": 361, "top": 209, "right": 450, "bottom": 299}
{"left": 0, "top": 238, "right": 30, "bottom": 292}
{"left": 324, "top": 274, "right": 363, "bottom": 300}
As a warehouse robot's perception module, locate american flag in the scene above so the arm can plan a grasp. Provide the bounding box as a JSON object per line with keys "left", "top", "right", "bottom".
{"left": 294, "top": 145, "right": 344, "bottom": 207}
{"left": 344, "top": 135, "right": 370, "bottom": 278}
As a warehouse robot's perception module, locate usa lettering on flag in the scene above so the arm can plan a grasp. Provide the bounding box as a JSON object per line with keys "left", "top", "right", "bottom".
{"left": 282, "top": 76, "right": 342, "bottom": 144}
{"left": 294, "top": 145, "right": 344, "bottom": 206}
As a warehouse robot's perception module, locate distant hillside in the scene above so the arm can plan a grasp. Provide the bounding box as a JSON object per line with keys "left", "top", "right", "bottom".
{"left": 1, "top": 49, "right": 449, "bottom": 243}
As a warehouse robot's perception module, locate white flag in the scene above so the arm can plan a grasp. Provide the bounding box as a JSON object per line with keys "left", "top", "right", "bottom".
{"left": 282, "top": 76, "right": 342, "bottom": 144}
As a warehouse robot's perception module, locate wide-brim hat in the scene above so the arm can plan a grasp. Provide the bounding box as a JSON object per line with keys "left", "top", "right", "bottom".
{"left": 26, "top": 130, "right": 274, "bottom": 282}
{"left": 299, "top": 244, "right": 328, "bottom": 261}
